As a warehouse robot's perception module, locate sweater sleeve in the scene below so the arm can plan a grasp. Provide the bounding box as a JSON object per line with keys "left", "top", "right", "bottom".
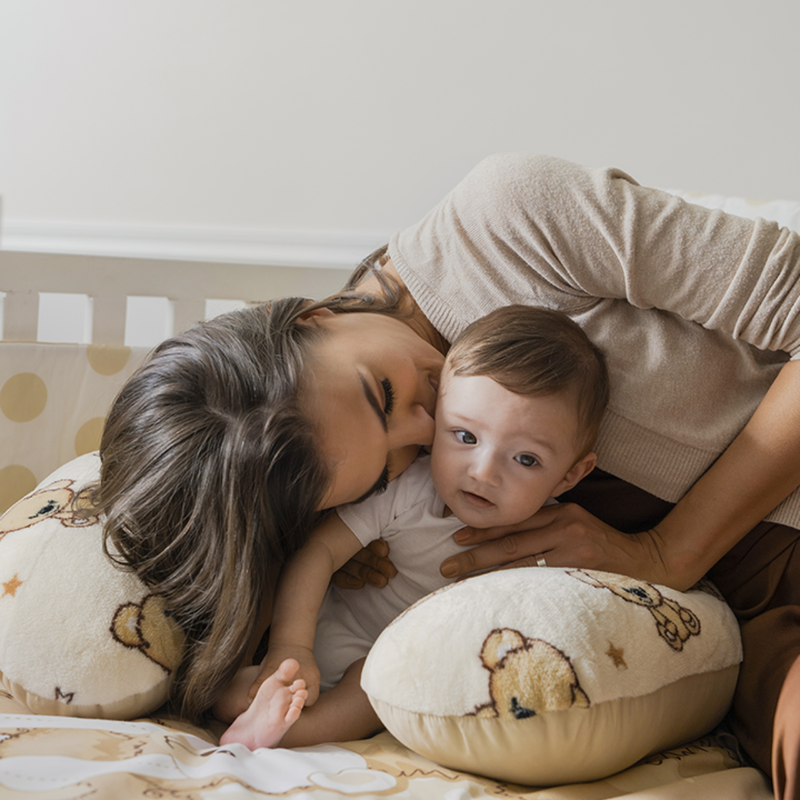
{"left": 391, "top": 154, "right": 800, "bottom": 358}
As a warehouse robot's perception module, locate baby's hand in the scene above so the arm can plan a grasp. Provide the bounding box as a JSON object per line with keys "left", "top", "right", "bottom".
{"left": 251, "top": 644, "right": 321, "bottom": 706}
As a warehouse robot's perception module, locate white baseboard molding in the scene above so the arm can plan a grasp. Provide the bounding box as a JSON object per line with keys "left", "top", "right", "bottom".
{"left": 0, "top": 219, "right": 389, "bottom": 270}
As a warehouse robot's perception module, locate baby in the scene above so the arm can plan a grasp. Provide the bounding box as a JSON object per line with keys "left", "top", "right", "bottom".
{"left": 218, "top": 304, "right": 609, "bottom": 748}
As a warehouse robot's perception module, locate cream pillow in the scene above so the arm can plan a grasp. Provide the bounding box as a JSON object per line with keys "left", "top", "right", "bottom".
{"left": 0, "top": 453, "right": 184, "bottom": 719}
{"left": 362, "top": 567, "right": 742, "bottom": 786}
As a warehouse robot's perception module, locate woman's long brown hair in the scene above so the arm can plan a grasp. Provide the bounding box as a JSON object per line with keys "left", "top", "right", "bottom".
{"left": 94, "top": 247, "right": 408, "bottom": 722}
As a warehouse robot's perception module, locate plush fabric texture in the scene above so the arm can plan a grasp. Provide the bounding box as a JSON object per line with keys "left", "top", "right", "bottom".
{"left": 0, "top": 452, "right": 184, "bottom": 719}
{"left": 362, "top": 568, "right": 742, "bottom": 786}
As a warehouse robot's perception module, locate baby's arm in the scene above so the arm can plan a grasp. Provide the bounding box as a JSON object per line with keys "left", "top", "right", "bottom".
{"left": 255, "top": 512, "right": 364, "bottom": 705}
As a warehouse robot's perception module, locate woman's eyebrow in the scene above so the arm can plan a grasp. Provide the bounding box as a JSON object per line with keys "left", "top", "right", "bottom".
{"left": 359, "top": 374, "right": 388, "bottom": 432}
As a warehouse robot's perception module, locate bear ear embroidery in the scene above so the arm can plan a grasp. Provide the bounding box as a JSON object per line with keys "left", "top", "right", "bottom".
{"left": 480, "top": 628, "right": 526, "bottom": 670}
{"left": 111, "top": 594, "right": 185, "bottom": 673}
{"left": 60, "top": 488, "right": 100, "bottom": 528}
{"left": 471, "top": 627, "right": 590, "bottom": 719}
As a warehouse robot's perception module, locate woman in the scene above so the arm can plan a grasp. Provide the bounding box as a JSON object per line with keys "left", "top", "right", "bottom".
{"left": 98, "top": 154, "right": 800, "bottom": 797}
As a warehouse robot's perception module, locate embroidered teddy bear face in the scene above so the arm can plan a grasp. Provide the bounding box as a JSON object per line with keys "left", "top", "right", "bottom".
{"left": 0, "top": 480, "right": 99, "bottom": 543}
{"left": 472, "top": 627, "right": 590, "bottom": 719}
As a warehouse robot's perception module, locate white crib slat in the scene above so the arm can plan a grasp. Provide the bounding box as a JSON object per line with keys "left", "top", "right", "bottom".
{"left": 0, "top": 250, "right": 353, "bottom": 346}
{"left": 171, "top": 298, "right": 206, "bottom": 336}
{"left": 3, "top": 290, "right": 39, "bottom": 341}
{"left": 92, "top": 294, "right": 127, "bottom": 346}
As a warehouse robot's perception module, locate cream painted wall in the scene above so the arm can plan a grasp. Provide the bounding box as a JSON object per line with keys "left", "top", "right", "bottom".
{"left": 0, "top": 0, "right": 798, "bottom": 266}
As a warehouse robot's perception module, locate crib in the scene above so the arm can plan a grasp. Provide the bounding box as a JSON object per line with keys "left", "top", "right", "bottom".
{"left": 0, "top": 250, "right": 350, "bottom": 516}
{"left": 0, "top": 195, "right": 788, "bottom": 799}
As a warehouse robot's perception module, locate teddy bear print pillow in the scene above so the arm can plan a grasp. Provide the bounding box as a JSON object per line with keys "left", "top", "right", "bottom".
{"left": 0, "top": 453, "right": 184, "bottom": 719}
{"left": 361, "top": 566, "right": 741, "bottom": 786}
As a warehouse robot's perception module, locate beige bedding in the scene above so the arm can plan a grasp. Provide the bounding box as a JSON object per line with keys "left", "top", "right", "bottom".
{"left": 0, "top": 689, "right": 772, "bottom": 799}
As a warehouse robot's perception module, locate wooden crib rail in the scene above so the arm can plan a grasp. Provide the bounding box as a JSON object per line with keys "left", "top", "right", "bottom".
{"left": 0, "top": 250, "right": 352, "bottom": 345}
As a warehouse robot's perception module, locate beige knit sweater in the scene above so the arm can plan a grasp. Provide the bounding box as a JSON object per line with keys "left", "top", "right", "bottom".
{"left": 390, "top": 154, "right": 800, "bottom": 528}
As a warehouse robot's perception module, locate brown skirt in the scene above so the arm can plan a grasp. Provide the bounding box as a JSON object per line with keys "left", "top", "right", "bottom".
{"left": 562, "top": 469, "right": 800, "bottom": 797}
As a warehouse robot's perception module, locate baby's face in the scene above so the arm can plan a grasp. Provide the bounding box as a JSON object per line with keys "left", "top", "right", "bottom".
{"left": 430, "top": 372, "right": 586, "bottom": 529}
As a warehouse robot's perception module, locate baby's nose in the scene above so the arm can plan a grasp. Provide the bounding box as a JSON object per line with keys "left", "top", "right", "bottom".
{"left": 467, "top": 451, "right": 501, "bottom": 486}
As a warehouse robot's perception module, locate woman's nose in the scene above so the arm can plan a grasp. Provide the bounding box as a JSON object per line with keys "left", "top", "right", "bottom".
{"left": 389, "top": 402, "right": 435, "bottom": 448}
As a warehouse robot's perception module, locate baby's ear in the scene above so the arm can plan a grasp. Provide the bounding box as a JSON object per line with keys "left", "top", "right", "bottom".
{"left": 297, "top": 307, "right": 336, "bottom": 322}
{"left": 551, "top": 452, "right": 597, "bottom": 497}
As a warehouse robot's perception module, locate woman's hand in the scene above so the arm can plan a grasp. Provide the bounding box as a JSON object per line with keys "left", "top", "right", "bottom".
{"left": 440, "top": 503, "right": 674, "bottom": 587}
{"left": 331, "top": 539, "right": 398, "bottom": 589}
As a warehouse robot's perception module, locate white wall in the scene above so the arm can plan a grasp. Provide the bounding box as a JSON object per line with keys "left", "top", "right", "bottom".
{"left": 1, "top": 0, "right": 798, "bottom": 267}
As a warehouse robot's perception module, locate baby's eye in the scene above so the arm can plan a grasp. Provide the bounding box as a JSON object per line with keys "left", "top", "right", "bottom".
{"left": 455, "top": 429, "right": 477, "bottom": 445}
{"left": 515, "top": 454, "right": 538, "bottom": 467}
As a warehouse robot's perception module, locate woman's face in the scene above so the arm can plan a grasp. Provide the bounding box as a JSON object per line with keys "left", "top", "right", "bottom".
{"left": 301, "top": 310, "right": 445, "bottom": 509}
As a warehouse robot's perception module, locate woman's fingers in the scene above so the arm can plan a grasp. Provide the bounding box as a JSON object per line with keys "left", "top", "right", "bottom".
{"left": 332, "top": 539, "right": 398, "bottom": 589}
{"left": 442, "top": 505, "right": 568, "bottom": 577}
{"left": 441, "top": 503, "right": 671, "bottom": 585}
{"left": 453, "top": 504, "right": 559, "bottom": 545}
{"left": 441, "top": 527, "right": 553, "bottom": 577}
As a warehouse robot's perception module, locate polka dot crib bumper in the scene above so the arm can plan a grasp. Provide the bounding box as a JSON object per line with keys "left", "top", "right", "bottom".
{"left": 0, "top": 342, "right": 148, "bottom": 514}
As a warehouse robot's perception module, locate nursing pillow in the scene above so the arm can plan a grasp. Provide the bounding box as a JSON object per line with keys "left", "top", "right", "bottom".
{"left": 0, "top": 453, "right": 184, "bottom": 719}
{"left": 362, "top": 567, "right": 742, "bottom": 786}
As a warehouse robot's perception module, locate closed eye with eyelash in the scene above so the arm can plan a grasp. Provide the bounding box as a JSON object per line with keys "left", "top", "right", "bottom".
{"left": 380, "top": 378, "right": 395, "bottom": 416}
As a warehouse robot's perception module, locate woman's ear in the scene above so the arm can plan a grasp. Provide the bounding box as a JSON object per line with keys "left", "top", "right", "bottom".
{"left": 551, "top": 452, "right": 597, "bottom": 497}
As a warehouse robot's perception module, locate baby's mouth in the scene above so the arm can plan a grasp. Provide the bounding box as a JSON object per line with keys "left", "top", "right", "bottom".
{"left": 461, "top": 490, "right": 494, "bottom": 508}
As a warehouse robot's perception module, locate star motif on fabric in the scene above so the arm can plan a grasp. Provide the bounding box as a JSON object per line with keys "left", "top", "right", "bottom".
{"left": 1, "top": 574, "right": 23, "bottom": 598}
{"left": 606, "top": 641, "right": 627, "bottom": 669}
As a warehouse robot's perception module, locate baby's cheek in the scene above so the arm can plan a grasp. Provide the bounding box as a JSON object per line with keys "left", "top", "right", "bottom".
{"left": 504, "top": 486, "right": 546, "bottom": 525}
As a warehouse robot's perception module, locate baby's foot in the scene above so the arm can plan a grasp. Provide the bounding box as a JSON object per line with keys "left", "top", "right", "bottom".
{"left": 219, "top": 659, "right": 308, "bottom": 749}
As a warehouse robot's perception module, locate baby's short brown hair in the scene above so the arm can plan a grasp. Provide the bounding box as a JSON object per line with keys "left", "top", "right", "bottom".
{"left": 445, "top": 306, "right": 609, "bottom": 457}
